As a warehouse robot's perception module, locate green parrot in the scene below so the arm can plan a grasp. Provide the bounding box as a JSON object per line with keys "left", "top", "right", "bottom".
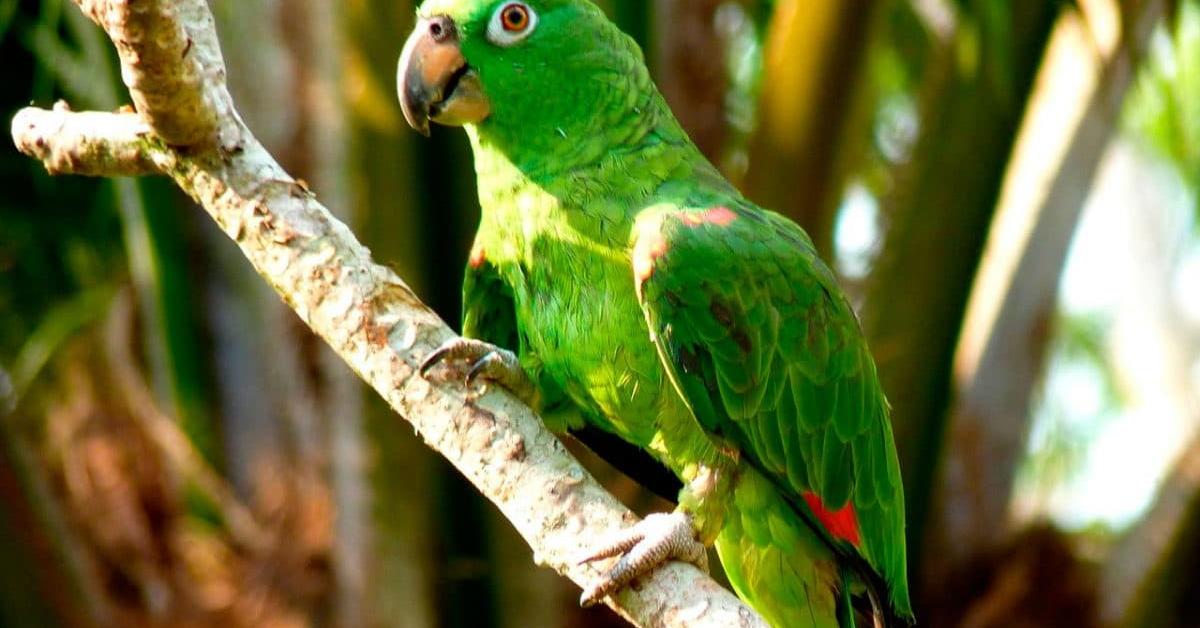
{"left": 398, "top": 1, "right": 912, "bottom": 625}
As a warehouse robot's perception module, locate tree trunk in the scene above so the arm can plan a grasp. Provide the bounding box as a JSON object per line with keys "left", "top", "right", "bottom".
{"left": 1102, "top": 433, "right": 1200, "bottom": 628}
{"left": 652, "top": 0, "right": 728, "bottom": 164}
{"left": 862, "top": 0, "right": 1060, "bottom": 592}
{"left": 742, "top": 0, "right": 882, "bottom": 259}
{"left": 931, "top": 0, "right": 1167, "bottom": 586}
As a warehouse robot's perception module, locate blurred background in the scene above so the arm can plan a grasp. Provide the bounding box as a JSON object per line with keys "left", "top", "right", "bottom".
{"left": 1, "top": 0, "right": 1198, "bottom": 626}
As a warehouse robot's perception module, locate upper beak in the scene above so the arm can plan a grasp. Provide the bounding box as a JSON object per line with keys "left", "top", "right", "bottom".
{"left": 398, "top": 16, "right": 490, "bottom": 136}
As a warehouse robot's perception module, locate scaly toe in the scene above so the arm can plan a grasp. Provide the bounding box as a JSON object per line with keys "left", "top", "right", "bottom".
{"left": 575, "top": 526, "right": 645, "bottom": 565}
{"left": 578, "top": 512, "right": 705, "bottom": 607}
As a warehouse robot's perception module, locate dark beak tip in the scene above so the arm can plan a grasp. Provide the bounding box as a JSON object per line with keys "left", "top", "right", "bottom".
{"left": 400, "top": 96, "right": 431, "bottom": 136}
{"left": 399, "top": 105, "right": 430, "bottom": 137}
{"left": 399, "top": 78, "right": 431, "bottom": 136}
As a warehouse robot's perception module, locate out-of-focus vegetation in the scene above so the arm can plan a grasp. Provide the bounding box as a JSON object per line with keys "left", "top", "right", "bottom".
{"left": 2, "top": 0, "right": 1198, "bottom": 626}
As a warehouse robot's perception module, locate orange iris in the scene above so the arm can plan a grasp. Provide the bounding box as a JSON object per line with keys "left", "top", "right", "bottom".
{"left": 501, "top": 4, "right": 529, "bottom": 32}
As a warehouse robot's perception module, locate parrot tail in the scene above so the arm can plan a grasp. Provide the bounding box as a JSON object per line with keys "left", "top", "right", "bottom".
{"left": 835, "top": 569, "right": 857, "bottom": 628}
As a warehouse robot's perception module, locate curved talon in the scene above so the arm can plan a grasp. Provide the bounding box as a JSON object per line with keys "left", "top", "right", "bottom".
{"left": 419, "top": 337, "right": 495, "bottom": 377}
{"left": 466, "top": 351, "right": 503, "bottom": 388}
{"left": 419, "top": 338, "right": 536, "bottom": 405}
{"left": 577, "top": 512, "right": 707, "bottom": 607}
{"left": 419, "top": 343, "right": 457, "bottom": 377}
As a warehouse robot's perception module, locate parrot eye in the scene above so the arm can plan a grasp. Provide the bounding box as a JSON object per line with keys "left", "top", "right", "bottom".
{"left": 501, "top": 4, "right": 529, "bottom": 30}
{"left": 487, "top": 2, "right": 537, "bottom": 46}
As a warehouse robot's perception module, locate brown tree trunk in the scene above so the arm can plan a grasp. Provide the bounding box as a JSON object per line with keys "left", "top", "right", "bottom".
{"left": 931, "top": 0, "right": 1167, "bottom": 588}
{"left": 742, "top": 0, "right": 882, "bottom": 259}
{"left": 1102, "top": 433, "right": 1200, "bottom": 628}
{"left": 862, "top": 0, "right": 1060, "bottom": 593}
{"left": 653, "top": 0, "right": 728, "bottom": 164}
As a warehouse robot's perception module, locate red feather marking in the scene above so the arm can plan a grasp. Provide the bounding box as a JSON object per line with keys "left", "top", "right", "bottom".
{"left": 632, "top": 208, "right": 733, "bottom": 296}
{"left": 802, "top": 491, "right": 861, "bottom": 546}
{"left": 632, "top": 229, "right": 669, "bottom": 293}
{"left": 682, "top": 206, "right": 738, "bottom": 228}
{"left": 469, "top": 246, "right": 487, "bottom": 269}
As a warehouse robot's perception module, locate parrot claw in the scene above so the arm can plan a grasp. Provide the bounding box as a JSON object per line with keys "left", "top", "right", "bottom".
{"left": 420, "top": 338, "right": 537, "bottom": 405}
{"left": 576, "top": 511, "right": 707, "bottom": 608}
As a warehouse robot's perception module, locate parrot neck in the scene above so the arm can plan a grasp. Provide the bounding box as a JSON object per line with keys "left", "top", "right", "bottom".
{"left": 464, "top": 92, "right": 714, "bottom": 238}
{"left": 468, "top": 86, "right": 690, "bottom": 176}
{"left": 467, "top": 36, "right": 683, "bottom": 182}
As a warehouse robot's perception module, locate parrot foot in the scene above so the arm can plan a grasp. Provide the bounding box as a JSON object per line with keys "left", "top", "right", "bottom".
{"left": 420, "top": 337, "right": 537, "bottom": 404}
{"left": 576, "top": 511, "right": 707, "bottom": 607}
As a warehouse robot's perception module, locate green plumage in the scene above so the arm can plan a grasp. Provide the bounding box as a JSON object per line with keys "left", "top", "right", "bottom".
{"left": 411, "top": 1, "right": 912, "bottom": 624}
{"left": 633, "top": 206, "right": 911, "bottom": 620}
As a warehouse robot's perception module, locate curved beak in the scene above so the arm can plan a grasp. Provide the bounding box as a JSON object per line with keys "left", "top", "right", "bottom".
{"left": 398, "top": 16, "right": 490, "bottom": 136}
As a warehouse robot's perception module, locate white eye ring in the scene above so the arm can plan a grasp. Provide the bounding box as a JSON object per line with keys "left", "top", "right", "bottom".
{"left": 487, "top": 2, "right": 538, "bottom": 46}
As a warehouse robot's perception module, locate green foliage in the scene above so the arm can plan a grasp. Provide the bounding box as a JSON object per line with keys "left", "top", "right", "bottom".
{"left": 1018, "top": 313, "right": 1123, "bottom": 505}
{"left": 20, "top": 0, "right": 215, "bottom": 460}
{"left": 0, "top": 0, "right": 17, "bottom": 44}
{"left": 1125, "top": 0, "right": 1200, "bottom": 224}
{"left": 0, "top": 7, "right": 122, "bottom": 368}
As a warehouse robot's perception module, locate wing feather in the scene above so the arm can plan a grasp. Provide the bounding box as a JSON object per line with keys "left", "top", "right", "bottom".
{"left": 631, "top": 204, "right": 912, "bottom": 619}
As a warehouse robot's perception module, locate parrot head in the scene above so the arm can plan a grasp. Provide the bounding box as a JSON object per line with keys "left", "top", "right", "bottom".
{"left": 398, "top": 0, "right": 661, "bottom": 169}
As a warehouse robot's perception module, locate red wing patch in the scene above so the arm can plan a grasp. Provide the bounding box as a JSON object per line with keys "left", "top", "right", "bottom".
{"left": 632, "top": 229, "right": 669, "bottom": 291}
{"left": 681, "top": 206, "right": 738, "bottom": 228}
{"left": 633, "top": 208, "right": 735, "bottom": 296}
{"left": 802, "top": 491, "right": 861, "bottom": 546}
{"left": 469, "top": 246, "right": 487, "bottom": 269}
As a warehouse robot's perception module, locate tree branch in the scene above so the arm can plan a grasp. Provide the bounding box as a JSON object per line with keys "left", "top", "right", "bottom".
{"left": 9, "top": 1, "right": 764, "bottom": 626}
{"left": 12, "top": 106, "right": 161, "bottom": 176}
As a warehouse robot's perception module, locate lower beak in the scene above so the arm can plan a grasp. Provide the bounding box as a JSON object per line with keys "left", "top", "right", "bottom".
{"left": 398, "top": 16, "right": 490, "bottom": 136}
